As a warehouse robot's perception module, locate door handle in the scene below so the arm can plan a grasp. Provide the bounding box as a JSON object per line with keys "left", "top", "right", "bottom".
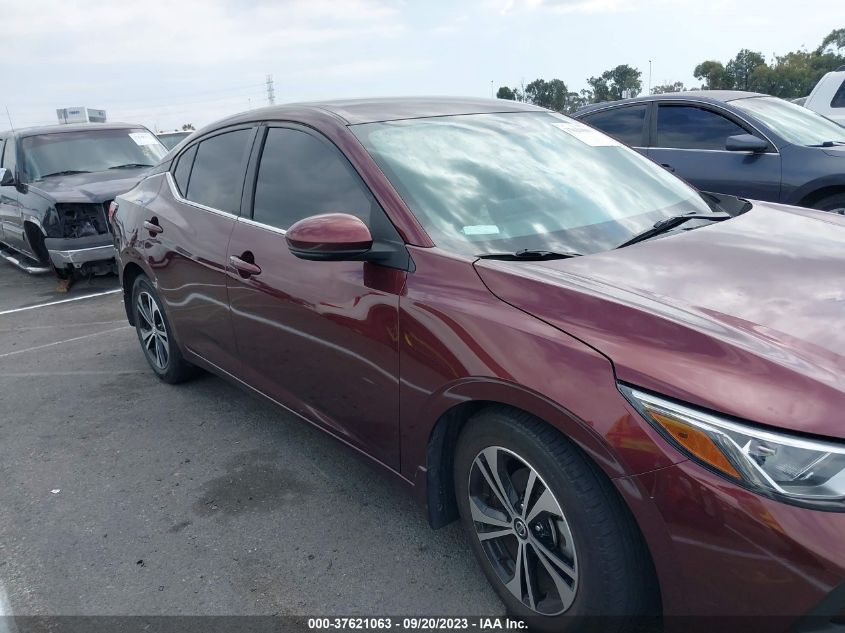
{"left": 229, "top": 255, "right": 261, "bottom": 277}
{"left": 143, "top": 219, "right": 163, "bottom": 235}
{"left": 660, "top": 163, "right": 676, "bottom": 173}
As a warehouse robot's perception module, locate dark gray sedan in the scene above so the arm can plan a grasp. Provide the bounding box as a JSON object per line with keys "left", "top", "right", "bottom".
{"left": 574, "top": 91, "right": 845, "bottom": 214}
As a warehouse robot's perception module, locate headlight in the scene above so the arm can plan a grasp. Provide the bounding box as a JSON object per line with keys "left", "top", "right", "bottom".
{"left": 620, "top": 384, "right": 845, "bottom": 510}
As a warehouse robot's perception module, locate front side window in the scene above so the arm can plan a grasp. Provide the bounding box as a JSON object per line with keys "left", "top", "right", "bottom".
{"left": 184, "top": 129, "right": 253, "bottom": 214}
{"left": 732, "top": 96, "right": 845, "bottom": 146}
{"left": 581, "top": 105, "right": 647, "bottom": 146}
{"left": 252, "top": 127, "right": 378, "bottom": 230}
{"left": 20, "top": 128, "right": 166, "bottom": 181}
{"left": 353, "top": 111, "right": 712, "bottom": 257}
{"left": 656, "top": 105, "right": 747, "bottom": 150}
{"left": 2, "top": 137, "right": 15, "bottom": 171}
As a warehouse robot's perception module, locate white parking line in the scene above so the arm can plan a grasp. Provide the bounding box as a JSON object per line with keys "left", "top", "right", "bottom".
{"left": 0, "top": 581, "right": 14, "bottom": 633}
{"left": 0, "top": 288, "right": 121, "bottom": 316}
{"left": 0, "top": 326, "right": 131, "bottom": 359}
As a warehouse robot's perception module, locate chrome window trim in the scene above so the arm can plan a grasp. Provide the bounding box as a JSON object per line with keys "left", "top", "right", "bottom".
{"left": 237, "top": 216, "right": 287, "bottom": 236}
{"left": 164, "top": 171, "right": 240, "bottom": 220}
{"left": 648, "top": 146, "right": 781, "bottom": 155}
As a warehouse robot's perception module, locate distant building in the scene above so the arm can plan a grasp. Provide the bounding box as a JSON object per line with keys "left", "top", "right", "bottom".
{"left": 56, "top": 107, "right": 107, "bottom": 124}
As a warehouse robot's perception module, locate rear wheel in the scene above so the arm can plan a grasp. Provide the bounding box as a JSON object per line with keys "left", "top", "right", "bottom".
{"left": 454, "top": 407, "right": 656, "bottom": 633}
{"left": 812, "top": 192, "right": 845, "bottom": 215}
{"left": 131, "top": 275, "right": 197, "bottom": 384}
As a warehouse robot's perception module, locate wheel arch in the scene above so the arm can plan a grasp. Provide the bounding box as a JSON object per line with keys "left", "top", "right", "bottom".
{"left": 418, "top": 379, "right": 628, "bottom": 530}
{"left": 797, "top": 184, "right": 845, "bottom": 209}
{"left": 120, "top": 260, "right": 147, "bottom": 325}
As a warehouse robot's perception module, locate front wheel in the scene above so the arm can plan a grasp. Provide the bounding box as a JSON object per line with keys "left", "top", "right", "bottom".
{"left": 131, "top": 275, "right": 197, "bottom": 384}
{"left": 454, "top": 407, "right": 656, "bottom": 633}
{"left": 812, "top": 192, "right": 845, "bottom": 215}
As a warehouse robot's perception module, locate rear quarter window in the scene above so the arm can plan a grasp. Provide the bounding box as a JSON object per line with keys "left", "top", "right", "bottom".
{"left": 831, "top": 79, "right": 845, "bottom": 108}
{"left": 580, "top": 105, "right": 647, "bottom": 146}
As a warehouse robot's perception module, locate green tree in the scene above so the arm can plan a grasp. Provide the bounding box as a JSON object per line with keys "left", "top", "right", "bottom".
{"left": 524, "top": 78, "right": 571, "bottom": 111}
{"left": 586, "top": 65, "right": 642, "bottom": 102}
{"left": 693, "top": 60, "right": 732, "bottom": 90}
{"left": 651, "top": 81, "right": 686, "bottom": 94}
{"left": 496, "top": 86, "right": 517, "bottom": 100}
{"left": 726, "top": 49, "right": 767, "bottom": 90}
{"left": 181, "top": 123, "right": 195, "bottom": 131}
{"left": 817, "top": 28, "right": 845, "bottom": 54}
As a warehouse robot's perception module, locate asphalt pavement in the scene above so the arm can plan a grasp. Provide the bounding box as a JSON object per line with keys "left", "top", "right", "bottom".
{"left": 0, "top": 261, "right": 501, "bottom": 618}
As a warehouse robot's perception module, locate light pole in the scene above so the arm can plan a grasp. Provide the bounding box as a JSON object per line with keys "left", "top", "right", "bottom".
{"left": 648, "top": 60, "right": 653, "bottom": 95}
{"left": 491, "top": 80, "right": 494, "bottom": 98}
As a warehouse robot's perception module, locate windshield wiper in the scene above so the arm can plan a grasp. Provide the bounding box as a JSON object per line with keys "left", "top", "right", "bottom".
{"left": 476, "top": 249, "right": 582, "bottom": 261}
{"left": 108, "top": 163, "right": 154, "bottom": 169}
{"left": 39, "top": 170, "right": 91, "bottom": 178}
{"left": 615, "top": 211, "right": 731, "bottom": 249}
{"left": 808, "top": 141, "right": 845, "bottom": 147}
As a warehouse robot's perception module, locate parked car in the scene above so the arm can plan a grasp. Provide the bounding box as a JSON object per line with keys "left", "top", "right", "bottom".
{"left": 157, "top": 130, "right": 193, "bottom": 150}
{"left": 112, "top": 98, "right": 845, "bottom": 633}
{"left": 574, "top": 91, "right": 845, "bottom": 214}
{"left": 0, "top": 123, "right": 167, "bottom": 277}
{"left": 803, "top": 66, "right": 845, "bottom": 125}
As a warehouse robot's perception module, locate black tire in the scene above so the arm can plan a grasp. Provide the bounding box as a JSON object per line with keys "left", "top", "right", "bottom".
{"left": 131, "top": 275, "right": 197, "bottom": 384}
{"left": 454, "top": 406, "right": 656, "bottom": 633}
{"left": 812, "top": 192, "right": 845, "bottom": 215}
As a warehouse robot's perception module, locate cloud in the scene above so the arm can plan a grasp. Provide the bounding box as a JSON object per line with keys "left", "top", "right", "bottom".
{"left": 498, "top": 0, "right": 646, "bottom": 14}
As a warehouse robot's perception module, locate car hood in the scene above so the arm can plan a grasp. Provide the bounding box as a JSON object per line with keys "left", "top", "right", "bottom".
{"left": 475, "top": 202, "right": 845, "bottom": 439}
{"left": 30, "top": 169, "right": 148, "bottom": 204}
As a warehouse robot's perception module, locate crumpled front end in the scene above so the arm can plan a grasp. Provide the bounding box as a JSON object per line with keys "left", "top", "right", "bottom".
{"left": 43, "top": 201, "right": 116, "bottom": 275}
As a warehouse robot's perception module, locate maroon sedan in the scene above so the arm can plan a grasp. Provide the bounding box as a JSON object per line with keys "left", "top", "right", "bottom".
{"left": 111, "top": 98, "right": 845, "bottom": 632}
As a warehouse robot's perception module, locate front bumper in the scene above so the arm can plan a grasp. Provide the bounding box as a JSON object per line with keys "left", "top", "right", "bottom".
{"left": 44, "top": 234, "right": 116, "bottom": 268}
{"left": 632, "top": 460, "right": 845, "bottom": 629}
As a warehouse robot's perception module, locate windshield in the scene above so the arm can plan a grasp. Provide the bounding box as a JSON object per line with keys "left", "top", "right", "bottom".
{"left": 21, "top": 128, "right": 167, "bottom": 181}
{"left": 731, "top": 96, "right": 845, "bottom": 146}
{"left": 352, "top": 112, "right": 712, "bottom": 256}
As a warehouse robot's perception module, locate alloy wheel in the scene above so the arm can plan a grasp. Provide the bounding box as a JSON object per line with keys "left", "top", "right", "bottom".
{"left": 468, "top": 446, "right": 578, "bottom": 616}
{"left": 137, "top": 291, "right": 169, "bottom": 371}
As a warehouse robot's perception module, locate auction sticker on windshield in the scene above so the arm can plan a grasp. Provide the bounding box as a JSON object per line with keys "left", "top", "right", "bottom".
{"left": 553, "top": 120, "right": 621, "bottom": 147}
{"left": 129, "top": 132, "right": 160, "bottom": 146}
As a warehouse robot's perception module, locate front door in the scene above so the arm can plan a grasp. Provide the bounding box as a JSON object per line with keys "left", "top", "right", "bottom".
{"left": 226, "top": 125, "right": 405, "bottom": 469}
{"left": 648, "top": 103, "right": 781, "bottom": 202}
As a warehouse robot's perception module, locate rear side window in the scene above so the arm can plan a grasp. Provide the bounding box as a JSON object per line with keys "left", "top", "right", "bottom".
{"left": 184, "top": 128, "right": 252, "bottom": 214}
{"left": 831, "top": 79, "right": 845, "bottom": 108}
{"left": 172, "top": 145, "right": 197, "bottom": 195}
{"left": 656, "top": 105, "right": 747, "bottom": 150}
{"left": 252, "top": 127, "right": 377, "bottom": 230}
{"left": 581, "top": 105, "right": 647, "bottom": 146}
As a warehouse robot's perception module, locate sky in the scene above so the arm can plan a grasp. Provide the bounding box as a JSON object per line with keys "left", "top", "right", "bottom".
{"left": 0, "top": 0, "right": 839, "bottom": 132}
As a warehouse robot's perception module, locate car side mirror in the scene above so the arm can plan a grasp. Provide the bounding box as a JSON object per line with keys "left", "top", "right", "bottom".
{"left": 285, "top": 213, "right": 373, "bottom": 261}
{"left": 726, "top": 134, "right": 768, "bottom": 153}
{"left": 0, "top": 167, "right": 14, "bottom": 186}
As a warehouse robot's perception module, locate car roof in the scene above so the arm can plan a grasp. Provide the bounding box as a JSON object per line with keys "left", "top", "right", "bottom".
{"left": 210, "top": 96, "right": 548, "bottom": 128}
{"left": 575, "top": 90, "right": 768, "bottom": 115}
{"left": 0, "top": 122, "right": 146, "bottom": 138}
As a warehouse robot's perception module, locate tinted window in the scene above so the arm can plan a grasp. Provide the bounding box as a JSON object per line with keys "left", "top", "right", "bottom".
{"left": 656, "top": 105, "right": 746, "bottom": 150}
{"left": 581, "top": 105, "right": 647, "bottom": 146}
{"left": 172, "top": 145, "right": 197, "bottom": 195}
{"left": 252, "top": 127, "right": 377, "bottom": 230}
{"left": 831, "top": 79, "right": 845, "bottom": 108}
{"left": 185, "top": 129, "right": 253, "bottom": 214}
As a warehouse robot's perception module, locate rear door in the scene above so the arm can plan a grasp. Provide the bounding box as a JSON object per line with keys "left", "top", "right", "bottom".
{"left": 147, "top": 125, "right": 257, "bottom": 373}
{"left": 647, "top": 102, "right": 781, "bottom": 201}
{"left": 225, "top": 123, "right": 406, "bottom": 469}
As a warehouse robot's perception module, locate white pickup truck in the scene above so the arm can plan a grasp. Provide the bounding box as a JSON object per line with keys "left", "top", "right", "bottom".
{"left": 803, "top": 66, "right": 845, "bottom": 125}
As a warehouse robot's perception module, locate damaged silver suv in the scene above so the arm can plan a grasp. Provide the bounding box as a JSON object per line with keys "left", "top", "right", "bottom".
{"left": 0, "top": 123, "right": 166, "bottom": 278}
